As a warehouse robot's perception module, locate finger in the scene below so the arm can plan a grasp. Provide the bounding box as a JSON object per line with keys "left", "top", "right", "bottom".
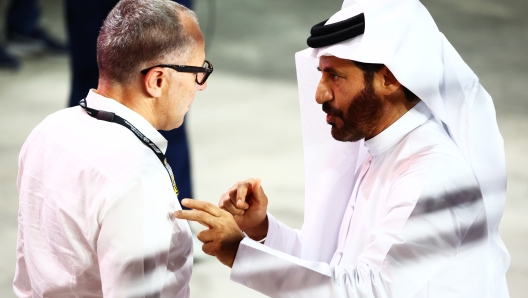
{"left": 236, "top": 182, "right": 252, "bottom": 209}
{"left": 181, "top": 199, "right": 222, "bottom": 217}
{"left": 219, "top": 192, "right": 235, "bottom": 209}
{"left": 222, "top": 199, "right": 245, "bottom": 216}
{"left": 228, "top": 187, "right": 249, "bottom": 210}
{"left": 228, "top": 188, "right": 238, "bottom": 207}
{"left": 173, "top": 209, "right": 217, "bottom": 228}
{"left": 252, "top": 178, "right": 265, "bottom": 203}
{"left": 197, "top": 230, "right": 216, "bottom": 243}
{"left": 202, "top": 242, "right": 215, "bottom": 256}
{"left": 226, "top": 182, "right": 241, "bottom": 203}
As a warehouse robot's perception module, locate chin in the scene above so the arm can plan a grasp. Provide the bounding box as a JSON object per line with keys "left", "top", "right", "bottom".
{"left": 173, "top": 120, "right": 184, "bottom": 129}
{"left": 161, "top": 119, "right": 184, "bottom": 131}
{"left": 331, "top": 128, "right": 364, "bottom": 143}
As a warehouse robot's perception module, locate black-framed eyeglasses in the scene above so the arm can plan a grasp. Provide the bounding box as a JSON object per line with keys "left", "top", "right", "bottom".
{"left": 140, "top": 60, "right": 213, "bottom": 85}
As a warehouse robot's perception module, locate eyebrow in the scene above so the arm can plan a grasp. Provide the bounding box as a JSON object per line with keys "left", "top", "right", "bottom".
{"left": 317, "top": 66, "right": 341, "bottom": 75}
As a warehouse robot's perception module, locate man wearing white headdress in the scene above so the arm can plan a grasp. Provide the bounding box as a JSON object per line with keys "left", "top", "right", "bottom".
{"left": 175, "top": 0, "right": 510, "bottom": 297}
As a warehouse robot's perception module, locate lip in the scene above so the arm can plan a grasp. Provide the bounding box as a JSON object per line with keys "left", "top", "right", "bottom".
{"left": 326, "top": 114, "right": 333, "bottom": 123}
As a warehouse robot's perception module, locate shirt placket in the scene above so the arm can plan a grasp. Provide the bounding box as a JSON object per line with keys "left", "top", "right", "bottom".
{"left": 331, "top": 153, "right": 373, "bottom": 266}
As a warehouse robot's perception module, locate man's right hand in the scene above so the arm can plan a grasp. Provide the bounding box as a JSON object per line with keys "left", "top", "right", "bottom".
{"left": 219, "top": 178, "right": 269, "bottom": 241}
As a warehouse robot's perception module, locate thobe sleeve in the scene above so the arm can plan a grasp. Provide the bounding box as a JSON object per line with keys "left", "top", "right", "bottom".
{"left": 263, "top": 212, "right": 303, "bottom": 257}
{"left": 96, "top": 164, "right": 177, "bottom": 297}
{"left": 231, "top": 164, "right": 485, "bottom": 297}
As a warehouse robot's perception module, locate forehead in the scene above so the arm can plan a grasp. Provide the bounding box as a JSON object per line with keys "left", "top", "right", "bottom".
{"left": 318, "top": 55, "right": 356, "bottom": 70}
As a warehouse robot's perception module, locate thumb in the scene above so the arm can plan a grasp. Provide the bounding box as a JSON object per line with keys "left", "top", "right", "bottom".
{"left": 252, "top": 178, "right": 265, "bottom": 203}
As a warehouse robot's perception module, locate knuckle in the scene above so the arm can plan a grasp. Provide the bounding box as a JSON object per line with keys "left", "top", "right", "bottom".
{"left": 203, "top": 201, "right": 215, "bottom": 212}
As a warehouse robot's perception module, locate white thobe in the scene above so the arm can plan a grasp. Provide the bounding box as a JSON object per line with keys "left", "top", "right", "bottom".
{"left": 14, "top": 90, "right": 193, "bottom": 298}
{"left": 231, "top": 102, "right": 501, "bottom": 297}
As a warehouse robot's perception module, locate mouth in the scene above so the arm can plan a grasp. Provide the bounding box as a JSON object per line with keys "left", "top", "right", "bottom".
{"left": 326, "top": 114, "right": 338, "bottom": 127}
{"left": 322, "top": 103, "right": 338, "bottom": 124}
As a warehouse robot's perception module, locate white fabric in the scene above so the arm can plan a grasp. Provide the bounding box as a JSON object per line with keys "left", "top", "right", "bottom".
{"left": 311, "top": 3, "right": 510, "bottom": 281}
{"left": 231, "top": 102, "right": 507, "bottom": 297}
{"left": 230, "top": 0, "right": 509, "bottom": 296}
{"left": 14, "top": 90, "right": 193, "bottom": 298}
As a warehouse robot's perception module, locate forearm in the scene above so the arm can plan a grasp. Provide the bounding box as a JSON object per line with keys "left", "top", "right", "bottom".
{"left": 231, "top": 238, "right": 361, "bottom": 298}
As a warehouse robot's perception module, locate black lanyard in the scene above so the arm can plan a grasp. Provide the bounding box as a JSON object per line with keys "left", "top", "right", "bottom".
{"left": 79, "top": 98, "right": 179, "bottom": 197}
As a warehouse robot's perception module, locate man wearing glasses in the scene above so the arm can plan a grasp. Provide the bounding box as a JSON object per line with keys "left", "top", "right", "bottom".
{"left": 14, "top": 0, "right": 211, "bottom": 297}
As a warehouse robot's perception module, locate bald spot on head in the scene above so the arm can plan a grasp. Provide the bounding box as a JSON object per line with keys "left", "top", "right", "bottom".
{"left": 181, "top": 12, "right": 204, "bottom": 47}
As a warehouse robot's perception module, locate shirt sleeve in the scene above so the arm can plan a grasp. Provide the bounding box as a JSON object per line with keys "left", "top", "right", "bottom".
{"left": 13, "top": 139, "right": 33, "bottom": 298}
{"left": 13, "top": 226, "right": 32, "bottom": 298}
{"left": 231, "top": 166, "right": 486, "bottom": 297}
{"left": 96, "top": 163, "right": 182, "bottom": 298}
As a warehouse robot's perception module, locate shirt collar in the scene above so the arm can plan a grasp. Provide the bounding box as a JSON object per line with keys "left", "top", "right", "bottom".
{"left": 84, "top": 90, "right": 168, "bottom": 153}
{"left": 364, "top": 101, "right": 432, "bottom": 156}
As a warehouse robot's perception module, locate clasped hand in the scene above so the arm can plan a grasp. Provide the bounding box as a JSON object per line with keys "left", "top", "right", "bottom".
{"left": 174, "top": 178, "right": 269, "bottom": 268}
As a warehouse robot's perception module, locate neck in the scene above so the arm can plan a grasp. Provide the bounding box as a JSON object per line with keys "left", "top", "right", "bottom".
{"left": 95, "top": 79, "right": 162, "bottom": 129}
{"left": 369, "top": 98, "right": 419, "bottom": 139}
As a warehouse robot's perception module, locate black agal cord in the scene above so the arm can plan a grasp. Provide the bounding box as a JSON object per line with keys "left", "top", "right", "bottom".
{"left": 79, "top": 98, "right": 179, "bottom": 196}
{"left": 307, "top": 13, "right": 365, "bottom": 48}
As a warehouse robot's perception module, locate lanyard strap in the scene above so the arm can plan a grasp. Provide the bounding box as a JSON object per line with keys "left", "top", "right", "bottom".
{"left": 79, "top": 98, "right": 179, "bottom": 197}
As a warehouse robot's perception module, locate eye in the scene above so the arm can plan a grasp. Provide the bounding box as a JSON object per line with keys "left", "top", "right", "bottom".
{"left": 332, "top": 74, "right": 340, "bottom": 81}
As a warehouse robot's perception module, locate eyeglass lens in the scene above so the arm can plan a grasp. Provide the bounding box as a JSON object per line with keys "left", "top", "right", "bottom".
{"left": 196, "top": 61, "right": 211, "bottom": 84}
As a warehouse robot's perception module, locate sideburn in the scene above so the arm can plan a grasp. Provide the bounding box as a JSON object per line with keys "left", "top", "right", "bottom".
{"left": 342, "top": 74, "right": 385, "bottom": 141}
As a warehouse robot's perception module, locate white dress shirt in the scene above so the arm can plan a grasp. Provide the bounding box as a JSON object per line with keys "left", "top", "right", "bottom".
{"left": 14, "top": 90, "right": 193, "bottom": 298}
{"left": 231, "top": 102, "right": 502, "bottom": 297}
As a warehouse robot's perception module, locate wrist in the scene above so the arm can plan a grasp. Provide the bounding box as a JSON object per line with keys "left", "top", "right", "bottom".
{"left": 244, "top": 215, "right": 269, "bottom": 241}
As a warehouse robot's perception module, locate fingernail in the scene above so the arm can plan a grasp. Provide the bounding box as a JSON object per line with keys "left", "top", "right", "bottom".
{"left": 173, "top": 210, "right": 181, "bottom": 218}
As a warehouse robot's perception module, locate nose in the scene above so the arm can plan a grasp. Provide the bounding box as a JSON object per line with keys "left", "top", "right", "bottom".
{"left": 197, "top": 81, "right": 207, "bottom": 91}
{"left": 315, "top": 79, "right": 332, "bottom": 104}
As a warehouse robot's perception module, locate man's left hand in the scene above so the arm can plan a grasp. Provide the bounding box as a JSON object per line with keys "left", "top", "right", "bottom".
{"left": 174, "top": 199, "right": 244, "bottom": 268}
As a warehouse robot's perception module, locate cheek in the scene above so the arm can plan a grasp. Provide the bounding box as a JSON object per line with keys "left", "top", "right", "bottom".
{"left": 337, "top": 84, "right": 362, "bottom": 106}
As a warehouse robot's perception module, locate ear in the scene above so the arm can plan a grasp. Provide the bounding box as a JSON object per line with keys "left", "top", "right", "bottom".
{"left": 378, "top": 66, "right": 401, "bottom": 96}
{"left": 143, "top": 68, "right": 166, "bottom": 98}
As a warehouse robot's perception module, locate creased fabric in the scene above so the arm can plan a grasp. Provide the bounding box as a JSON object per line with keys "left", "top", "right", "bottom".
{"left": 231, "top": 1, "right": 509, "bottom": 295}
{"left": 14, "top": 90, "right": 193, "bottom": 298}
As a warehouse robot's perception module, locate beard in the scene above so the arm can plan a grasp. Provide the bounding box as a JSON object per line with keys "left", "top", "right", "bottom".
{"left": 322, "top": 81, "right": 384, "bottom": 142}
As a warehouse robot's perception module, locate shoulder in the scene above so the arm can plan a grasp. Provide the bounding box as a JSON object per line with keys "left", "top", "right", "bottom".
{"left": 22, "top": 106, "right": 163, "bottom": 180}
{"left": 386, "top": 118, "right": 479, "bottom": 196}
{"left": 382, "top": 119, "right": 482, "bottom": 220}
{"left": 398, "top": 118, "right": 472, "bottom": 175}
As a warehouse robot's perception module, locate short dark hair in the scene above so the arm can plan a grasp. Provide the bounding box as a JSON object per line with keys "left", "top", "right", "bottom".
{"left": 97, "top": 0, "right": 198, "bottom": 84}
{"left": 352, "top": 61, "right": 419, "bottom": 102}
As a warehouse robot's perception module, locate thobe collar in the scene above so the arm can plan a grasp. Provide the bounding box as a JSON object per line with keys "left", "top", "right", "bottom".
{"left": 364, "top": 101, "right": 431, "bottom": 157}
{"left": 84, "top": 89, "right": 168, "bottom": 154}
